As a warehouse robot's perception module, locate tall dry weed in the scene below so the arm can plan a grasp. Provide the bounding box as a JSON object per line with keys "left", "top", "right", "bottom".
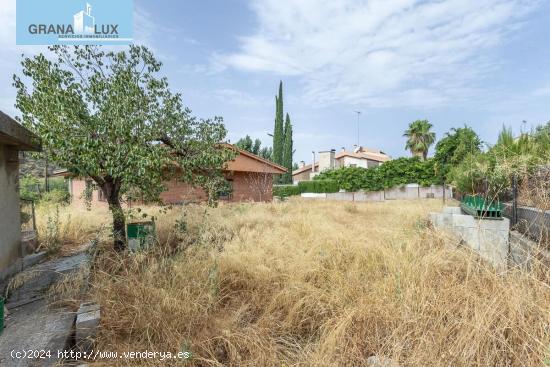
{"left": 83, "top": 199, "right": 549, "bottom": 366}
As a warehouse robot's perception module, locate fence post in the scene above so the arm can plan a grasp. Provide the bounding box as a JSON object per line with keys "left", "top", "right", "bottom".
{"left": 442, "top": 181, "right": 446, "bottom": 205}
{"left": 512, "top": 175, "right": 518, "bottom": 226}
{"left": 31, "top": 200, "right": 37, "bottom": 232}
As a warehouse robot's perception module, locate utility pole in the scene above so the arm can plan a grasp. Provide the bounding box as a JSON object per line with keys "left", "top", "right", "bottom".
{"left": 354, "top": 110, "right": 361, "bottom": 146}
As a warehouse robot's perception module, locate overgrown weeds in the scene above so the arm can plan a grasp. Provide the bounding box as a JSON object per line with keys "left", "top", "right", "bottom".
{"left": 84, "top": 199, "right": 549, "bottom": 366}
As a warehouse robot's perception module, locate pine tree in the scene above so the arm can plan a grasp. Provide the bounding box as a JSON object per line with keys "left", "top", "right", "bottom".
{"left": 272, "top": 81, "right": 284, "bottom": 166}
{"left": 282, "top": 113, "right": 293, "bottom": 183}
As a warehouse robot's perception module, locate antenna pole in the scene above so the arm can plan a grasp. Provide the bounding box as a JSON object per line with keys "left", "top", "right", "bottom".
{"left": 354, "top": 111, "right": 361, "bottom": 146}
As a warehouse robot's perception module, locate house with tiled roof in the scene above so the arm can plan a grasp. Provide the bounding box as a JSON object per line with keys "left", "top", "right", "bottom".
{"left": 53, "top": 144, "right": 287, "bottom": 206}
{"left": 292, "top": 145, "right": 391, "bottom": 183}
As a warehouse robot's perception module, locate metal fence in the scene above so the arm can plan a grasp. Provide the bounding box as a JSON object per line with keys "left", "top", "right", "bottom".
{"left": 503, "top": 203, "right": 549, "bottom": 246}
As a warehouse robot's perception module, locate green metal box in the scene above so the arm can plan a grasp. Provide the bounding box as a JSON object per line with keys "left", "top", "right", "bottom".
{"left": 126, "top": 221, "right": 156, "bottom": 251}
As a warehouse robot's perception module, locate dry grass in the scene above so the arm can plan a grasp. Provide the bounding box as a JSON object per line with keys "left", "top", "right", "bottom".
{"left": 78, "top": 199, "right": 549, "bottom": 366}
{"left": 35, "top": 203, "right": 111, "bottom": 254}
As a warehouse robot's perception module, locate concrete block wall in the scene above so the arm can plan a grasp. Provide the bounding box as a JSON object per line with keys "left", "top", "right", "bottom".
{"left": 300, "top": 184, "right": 451, "bottom": 203}
{"left": 354, "top": 191, "right": 384, "bottom": 202}
{"left": 326, "top": 192, "right": 354, "bottom": 201}
{"left": 301, "top": 193, "right": 327, "bottom": 199}
{"left": 384, "top": 185, "right": 420, "bottom": 200}
{"left": 419, "top": 185, "right": 453, "bottom": 199}
{"left": 430, "top": 207, "right": 510, "bottom": 269}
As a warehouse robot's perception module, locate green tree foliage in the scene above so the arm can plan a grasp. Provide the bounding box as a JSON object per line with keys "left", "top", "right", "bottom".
{"left": 20, "top": 175, "right": 42, "bottom": 201}
{"left": 20, "top": 175, "right": 69, "bottom": 204}
{"left": 404, "top": 120, "right": 436, "bottom": 160}
{"left": 235, "top": 135, "right": 261, "bottom": 155}
{"left": 272, "top": 81, "right": 284, "bottom": 166}
{"left": 282, "top": 113, "right": 293, "bottom": 183}
{"left": 272, "top": 184, "right": 301, "bottom": 198}
{"left": 315, "top": 157, "right": 439, "bottom": 192}
{"left": 259, "top": 146, "right": 273, "bottom": 161}
{"left": 433, "top": 126, "right": 482, "bottom": 181}
{"left": 235, "top": 135, "right": 273, "bottom": 161}
{"left": 449, "top": 123, "right": 550, "bottom": 196}
{"left": 14, "top": 45, "right": 233, "bottom": 250}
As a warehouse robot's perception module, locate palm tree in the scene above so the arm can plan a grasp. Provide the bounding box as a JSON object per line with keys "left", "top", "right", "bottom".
{"left": 404, "top": 120, "right": 436, "bottom": 160}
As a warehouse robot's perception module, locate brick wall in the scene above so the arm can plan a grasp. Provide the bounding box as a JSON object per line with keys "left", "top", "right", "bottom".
{"left": 70, "top": 172, "right": 275, "bottom": 207}
{"left": 231, "top": 171, "right": 273, "bottom": 202}
{"left": 160, "top": 179, "right": 208, "bottom": 204}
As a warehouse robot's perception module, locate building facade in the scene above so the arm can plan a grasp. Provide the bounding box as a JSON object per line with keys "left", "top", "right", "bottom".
{"left": 0, "top": 111, "right": 41, "bottom": 281}
{"left": 292, "top": 145, "right": 391, "bottom": 183}
{"left": 55, "top": 145, "right": 286, "bottom": 207}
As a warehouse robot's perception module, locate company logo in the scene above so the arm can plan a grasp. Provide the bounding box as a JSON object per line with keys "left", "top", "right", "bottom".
{"left": 17, "top": 0, "right": 133, "bottom": 45}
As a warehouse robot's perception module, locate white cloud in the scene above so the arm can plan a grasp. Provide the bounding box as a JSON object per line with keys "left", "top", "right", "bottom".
{"left": 213, "top": 88, "right": 272, "bottom": 107}
{"left": 221, "top": 0, "right": 538, "bottom": 108}
{"left": 533, "top": 84, "right": 550, "bottom": 97}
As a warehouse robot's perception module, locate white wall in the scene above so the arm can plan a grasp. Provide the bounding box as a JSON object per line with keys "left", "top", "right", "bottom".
{"left": 339, "top": 156, "right": 368, "bottom": 168}
{"left": 338, "top": 156, "right": 381, "bottom": 168}
{"left": 0, "top": 145, "right": 23, "bottom": 281}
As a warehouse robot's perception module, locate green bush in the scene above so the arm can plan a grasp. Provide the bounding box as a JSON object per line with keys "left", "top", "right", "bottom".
{"left": 298, "top": 179, "right": 339, "bottom": 193}
{"left": 39, "top": 189, "right": 70, "bottom": 205}
{"left": 273, "top": 185, "right": 301, "bottom": 198}
{"left": 314, "top": 157, "right": 440, "bottom": 192}
{"left": 20, "top": 175, "right": 41, "bottom": 201}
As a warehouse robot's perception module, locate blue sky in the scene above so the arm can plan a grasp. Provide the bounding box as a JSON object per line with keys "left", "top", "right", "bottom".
{"left": 1, "top": 0, "right": 549, "bottom": 163}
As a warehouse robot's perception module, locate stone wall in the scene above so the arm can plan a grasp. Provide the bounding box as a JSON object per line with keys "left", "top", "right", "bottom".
{"left": 300, "top": 184, "right": 451, "bottom": 202}
{"left": 430, "top": 206, "right": 510, "bottom": 269}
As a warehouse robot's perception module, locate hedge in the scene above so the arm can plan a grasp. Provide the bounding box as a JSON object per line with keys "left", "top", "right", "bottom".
{"left": 314, "top": 157, "right": 440, "bottom": 192}
{"left": 298, "top": 179, "right": 339, "bottom": 193}
{"left": 273, "top": 185, "right": 301, "bottom": 198}
{"left": 273, "top": 180, "right": 340, "bottom": 198}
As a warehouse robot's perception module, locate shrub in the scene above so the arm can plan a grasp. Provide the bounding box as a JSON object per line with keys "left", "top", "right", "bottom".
{"left": 315, "top": 157, "right": 439, "bottom": 192}
{"left": 298, "top": 179, "right": 339, "bottom": 193}
{"left": 39, "top": 189, "right": 70, "bottom": 205}
{"left": 273, "top": 185, "right": 301, "bottom": 198}
{"left": 20, "top": 175, "right": 41, "bottom": 201}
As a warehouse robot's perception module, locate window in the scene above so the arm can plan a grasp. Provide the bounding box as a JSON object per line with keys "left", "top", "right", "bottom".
{"left": 218, "top": 179, "right": 233, "bottom": 200}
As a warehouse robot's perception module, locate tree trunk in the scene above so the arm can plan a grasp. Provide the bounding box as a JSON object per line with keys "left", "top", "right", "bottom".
{"left": 103, "top": 181, "right": 126, "bottom": 251}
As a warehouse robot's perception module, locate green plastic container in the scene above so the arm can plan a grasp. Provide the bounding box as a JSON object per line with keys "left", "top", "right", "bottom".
{"left": 460, "top": 195, "right": 503, "bottom": 219}
{"left": 1, "top": 296, "right": 4, "bottom": 333}
{"left": 126, "top": 221, "right": 156, "bottom": 251}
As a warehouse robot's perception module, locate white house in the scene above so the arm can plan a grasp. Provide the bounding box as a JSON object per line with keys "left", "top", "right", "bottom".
{"left": 292, "top": 145, "right": 391, "bottom": 183}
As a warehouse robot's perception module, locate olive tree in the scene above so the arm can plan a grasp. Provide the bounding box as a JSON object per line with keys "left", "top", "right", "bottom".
{"left": 14, "top": 45, "right": 233, "bottom": 251}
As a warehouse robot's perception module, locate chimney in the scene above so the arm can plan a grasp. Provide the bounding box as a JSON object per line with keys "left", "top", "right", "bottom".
{"left": 341, "top": 147, "right": 346, "bottom": 152}
{"left": 353, "top": 145, "right": 361, "bottom": 153}
{"left": 318, "top": 149, "right": 336, "bottom": 172}
{"left": 299, "top": 161, "right": 305, "bottom": 168}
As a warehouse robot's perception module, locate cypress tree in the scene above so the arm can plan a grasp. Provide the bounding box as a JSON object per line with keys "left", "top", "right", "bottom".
{"left": 282, "top": 113, "right": 293, "bottom": 183}
{"left": 272, "top": 81, "right": 284, "bottom": 166}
